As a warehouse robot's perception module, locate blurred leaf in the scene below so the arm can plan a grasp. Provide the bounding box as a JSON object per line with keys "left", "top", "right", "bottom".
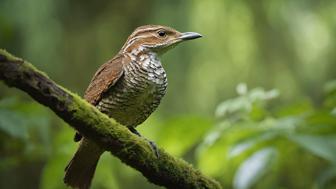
{"left": 233, "top": 148, "right": 277, "bottom": 189}
{"left": 248, "top": 88, "right": 279, "bottom": 102}
{"left": 275, "top": 99, "right": 313, "bottom": 117}
{"left": 273, "top": 116, "right": 303, "bottom": 132}
{"left": 40, "top": 124, "right": 75, "bottom": 189}
{"left": 0, "top": 109, "right": 28, "bottom": 139}
{"left": 229, "top": 132, "right": 278, "bottom": 158}
{"left": 332, "top": 108, "right": 336, "bottom": 116}
{"left": 317, "top": 165, "right": 336, "bottom": 188}
{"left": 236, "top": 83, "right": 248, "bottom": 95}
{"left": 197, "top": 120, "right": 270, "bottom": 177}
{"left": 92, "top": 154, "right": 120, "bottom": 189}
{"left": 324, "top": 80, "right": 336, "bottom": 96}
{"left": 249, "top": 105, "right": 268, "bottom": 121}
{"left": 157, "top": 116, "right": 212, "bottom": 156}
{"left": 201, "top": 121, "right": 231, "bottom": 147}
{"left": 40, "top": 152, "right": 70, "bottom": 189}
{"left": 0, "top": 97, "right": 52, "bottom": 158}
{"left": 323, "top": 80, "right": 336, "bottom": 108}
{"left": 307, "top": 110, "right": 336, "bottom": 125}
{"left": 196, "top": 137, "right": 230, "bottom": 177}
{"left": 0, "top": 97, "right": 51, "bottom": 138}
{"left": 305, "top": 110, "right": 336, "bottom": 134}
{"left": 215, "top": 96, "right": 251, "bottom": 119}
{"left": 289, "top": 134, "right": 336, "bottom": 163}
{"left": 216, "top": 86, "right": 279, "bottom": 121}
{"left": 0, "top": 97, "right": 19, "bottom": 108}
{"left": 229, "top": 140, "right": 254, "bottom": 158}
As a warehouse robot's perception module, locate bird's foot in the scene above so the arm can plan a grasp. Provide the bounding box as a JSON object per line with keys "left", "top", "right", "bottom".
{"left": 148, "top": 140, "right": 160, "bottom": 158}
{"left": 129, "top": 127, "right": 141, "bottom": 137}
{"left": 129, "top": 127, "right": 160, "bottom": 158}
{"left": 73, "top": 132, "right": 82, "bottom": 142}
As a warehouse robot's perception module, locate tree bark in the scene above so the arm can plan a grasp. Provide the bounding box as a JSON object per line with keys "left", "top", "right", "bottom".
{"left": 0, "top": 49, "right": 222, "bottom": 189}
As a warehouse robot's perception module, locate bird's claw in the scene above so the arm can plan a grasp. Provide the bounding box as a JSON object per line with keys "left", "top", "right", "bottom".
{"left": 148, "top": 140, "right": 160, "bottom": 158}
{"left": 129, "top": 127, "right": 160, "bottom": 158}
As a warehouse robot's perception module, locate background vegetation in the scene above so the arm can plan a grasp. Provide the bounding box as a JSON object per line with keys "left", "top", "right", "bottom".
{"left": 1, "top": 0, "right": 336, "bottom": 188}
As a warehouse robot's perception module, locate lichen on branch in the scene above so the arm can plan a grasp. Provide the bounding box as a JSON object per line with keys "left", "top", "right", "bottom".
{"left": 0, "top": 49, "right": 222, "bottom": 189}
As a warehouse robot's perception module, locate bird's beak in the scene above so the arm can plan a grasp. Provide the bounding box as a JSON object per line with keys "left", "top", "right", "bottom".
{"left": 179, "top": 32, "right": 203, "bottom": 41}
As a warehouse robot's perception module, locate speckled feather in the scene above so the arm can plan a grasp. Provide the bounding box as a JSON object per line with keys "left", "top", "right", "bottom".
{"left": 96, "top": 51, "right": 167, "bottom": 127}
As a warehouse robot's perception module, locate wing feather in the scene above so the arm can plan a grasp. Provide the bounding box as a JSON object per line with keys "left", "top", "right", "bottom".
{"left": 84, "top": 54, "right": 125, "bottom": 105}
{"left": 74, "top": 54, "right": 125, "bottom": 142}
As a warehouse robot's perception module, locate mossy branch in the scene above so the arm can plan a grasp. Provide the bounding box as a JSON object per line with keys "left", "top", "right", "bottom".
{"left": 0, "top": 49, "right": 222, "bottom": 189}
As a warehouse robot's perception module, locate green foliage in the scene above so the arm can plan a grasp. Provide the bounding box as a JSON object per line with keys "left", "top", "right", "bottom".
{"left": 40, "top": 123, "right": 122, "bottom": 189}
{"left": 39, "top": 123, "right": 74, "bottom": 189}
{"left": 233, "top": 148, "right": 276, "bottom": 189}
{"left": 289, "top": 134, "right": 336, "bottom": 164}
{"left": 0, "top": 97, "right": 52, "bottom": 188}
{"left": 156, "top": 116, "right": 213, "bottom": 157}
{"left": 196, "top": 82, "right": 336, "bottom": 189}
{"left": 0, "top": 97, "right": 52, "bottom": 163}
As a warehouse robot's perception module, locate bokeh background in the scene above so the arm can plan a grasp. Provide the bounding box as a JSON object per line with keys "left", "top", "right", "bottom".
{"left": 1, "top": 0, "right": 336, "bottom": 189}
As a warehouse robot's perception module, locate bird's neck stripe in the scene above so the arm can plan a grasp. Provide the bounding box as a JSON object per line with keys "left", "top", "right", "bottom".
{"left": 129, "top": 27, "right": 161, "bottom": 38}
{"left": 122, "top": 36, "right": 144, "bottom": 52}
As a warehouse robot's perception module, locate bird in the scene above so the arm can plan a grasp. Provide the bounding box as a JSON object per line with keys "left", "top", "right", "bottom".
{"left": 63, "top": 25, "right": 202, "bottom": 189}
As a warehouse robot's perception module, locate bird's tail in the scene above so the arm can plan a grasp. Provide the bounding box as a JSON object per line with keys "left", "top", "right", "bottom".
{"left": 64, "top": 138, "right": 104, "bottom": 189}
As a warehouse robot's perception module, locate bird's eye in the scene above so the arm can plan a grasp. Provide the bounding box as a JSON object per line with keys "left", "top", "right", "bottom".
{"left": 158, "top": 30, "right": 166, "bottom": 37}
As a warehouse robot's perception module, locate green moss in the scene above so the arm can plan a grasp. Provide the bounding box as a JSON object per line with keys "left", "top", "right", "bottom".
{"left": 0, "top": 49, "right": 52, "bottom": 80}
{"left": 24, "top": 62, "right": 51, "bottom": 78}
{"left": 0, "top": 49, "right": 22, "bottom": 62}
{"left": 67, "top": 93, "right": 129, "bottom": 137}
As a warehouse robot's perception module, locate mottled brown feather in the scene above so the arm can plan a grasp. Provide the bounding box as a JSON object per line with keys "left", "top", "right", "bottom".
{"left": 73, "top": 54, "right": 125, "bottom": 142}
{"left": 84, "top": 54, "right": 125, "bottom": 105}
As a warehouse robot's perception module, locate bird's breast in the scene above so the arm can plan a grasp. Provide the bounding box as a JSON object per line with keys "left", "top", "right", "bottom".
{"left": 97, "top": 53, "right": 167, "bottom": 127}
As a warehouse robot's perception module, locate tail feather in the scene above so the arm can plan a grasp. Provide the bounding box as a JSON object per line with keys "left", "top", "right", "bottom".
{"left": 64, "top": 138, "right": 103, "bottom": 189}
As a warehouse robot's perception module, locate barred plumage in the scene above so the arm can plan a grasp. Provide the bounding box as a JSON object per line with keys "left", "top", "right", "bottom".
{"left": 97, "top": 51, "right": 167, "bottom": 127}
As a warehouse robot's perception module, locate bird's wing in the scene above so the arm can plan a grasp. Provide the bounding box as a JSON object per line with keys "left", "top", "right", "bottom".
{"left": 84, "top": 54, "right": 125, "bottom": 105}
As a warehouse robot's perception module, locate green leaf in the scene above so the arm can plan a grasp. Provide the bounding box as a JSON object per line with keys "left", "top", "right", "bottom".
{"left": 216, "top": 86, "right": 279, "bottom": 121}
{"left": 0, "top": 97, "right": 52, "bottom": 158}
{"left": 248, "top": 88, "right": 279, "bottom": 102}
{"left": 0, "top": 109, "right": 28, "bottom": 139}
{"left": 233, "top": 148, "right": 277, "bottom": 189}
{"left": 0, "top": 97, "right": 19, "bottom": 108}
{"left": 156, "top": 116, "right": 212, "bottom": 156}
{"left": 289, "top": 134, "right": 336, "bottom": 163}
{"left": 324, "top": 80, "right": 336, "bottom": 96}
{"left": 275, "top": 99, "right": 313, "bottom": 117}
{"left": 92, "top": 154, "right": 120, "bottom": 189}
{"left": 332, "top": 108, "right": 336, "bottom": 117}
{"left": 229, "top": 132, "right": 278, "bottom": 158}
{"left": 196, "top": 120, "right": 270, "bottom": 177}
{"left": 215, "top": 96, "right": 251, "bottom": 119}
{"left": 40, "top": 124, "right": 76, "bottom": 189}
{"left": 317, "top": 165, "right": 336, "bottom": 188}
{"left": 40, "top": 153, "right": 70, "bottom": 189}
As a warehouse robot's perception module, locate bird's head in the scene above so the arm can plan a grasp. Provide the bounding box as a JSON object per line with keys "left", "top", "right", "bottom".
{"left": 121, "top": 25, "right": 202, "bottom": 55}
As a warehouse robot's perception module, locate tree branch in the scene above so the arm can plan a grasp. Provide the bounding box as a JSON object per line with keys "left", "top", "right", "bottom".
{"left": 0, "top": 49, "right": 222, "bottom": 189}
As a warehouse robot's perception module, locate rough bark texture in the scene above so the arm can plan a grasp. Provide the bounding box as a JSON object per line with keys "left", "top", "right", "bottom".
{"left": 0, "top": 49, "right": 222, "bottom": 189}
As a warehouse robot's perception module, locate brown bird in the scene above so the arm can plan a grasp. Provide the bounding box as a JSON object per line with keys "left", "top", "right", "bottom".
{"left": 63, "top": 25, "right": 202, "bottom": 189}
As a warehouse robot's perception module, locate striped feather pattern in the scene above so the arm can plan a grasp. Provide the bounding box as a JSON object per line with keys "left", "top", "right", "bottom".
{"left": 96, "top": 52, "right": 167, "bottom": 127}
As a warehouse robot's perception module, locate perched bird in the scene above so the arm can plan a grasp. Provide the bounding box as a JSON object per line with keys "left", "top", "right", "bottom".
{"left": 64, "top": 25, "right": 202, "bottom": 189}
